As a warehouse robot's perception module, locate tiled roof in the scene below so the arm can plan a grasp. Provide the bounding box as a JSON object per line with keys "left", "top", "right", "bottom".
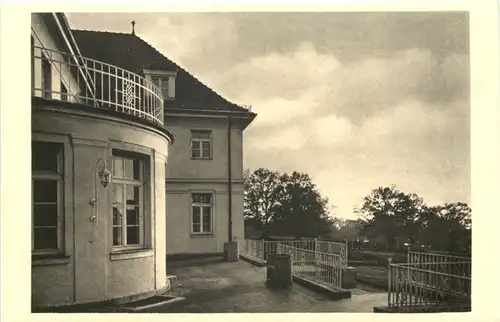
{"left": 71, "top": 29, "right": 249, "bottom": 112}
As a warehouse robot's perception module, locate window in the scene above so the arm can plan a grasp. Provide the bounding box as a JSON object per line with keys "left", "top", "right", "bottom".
{"left": 61, "top": 81, "right": 68, "bottom": 101}
{"left": 191, "top": 130, "right": 212, "bottom": 159}
{"left": 191, "top": 193, "right": 213, "bottom": 234}
{"left": 152, "top": 76, "right": 170, "bottom": 99}
{"left": 32, "top": 141, "right": 63, "bottom": 254}
{"left": 41, "top": 53, "right": 52, "bottom": 99}
{"left": 112, "top": 152, "right": 146, "bottom": 249}
{"left": 31, "top": 36, "right": 34, "bottom": 95}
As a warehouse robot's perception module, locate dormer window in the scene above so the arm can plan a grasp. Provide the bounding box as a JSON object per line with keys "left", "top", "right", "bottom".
{"left": 143, "top": 69, "right": 176, "bottom": 100}
{"left": 152, "top": 76, "right": 170, "bottom": 100}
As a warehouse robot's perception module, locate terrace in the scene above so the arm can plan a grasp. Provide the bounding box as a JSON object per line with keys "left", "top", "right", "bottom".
{"left": 32, "top": 45, "right": 164, "bottom": 125}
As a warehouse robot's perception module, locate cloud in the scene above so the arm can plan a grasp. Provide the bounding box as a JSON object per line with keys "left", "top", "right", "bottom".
{"left": 66, "top": 13, "right": 470, "bottom": 220}
{"left": 237, "top": 44, "right": 469, "bottom": 218}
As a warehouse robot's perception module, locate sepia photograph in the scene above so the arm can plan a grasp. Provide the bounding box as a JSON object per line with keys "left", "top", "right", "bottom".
{"left": 27, "top": 9, "right": 472, "bottom": 314}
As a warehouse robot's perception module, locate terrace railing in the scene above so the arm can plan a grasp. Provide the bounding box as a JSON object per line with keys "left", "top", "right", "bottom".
{"left": 387, "top": 256, "right": 471, "bottom": 310}
{"left": 315, "top": 240, "right": 348, "bottom": 267}
{"left": 238, "top": 238, "right": 348, "bottom": 267}
{"left": 32, "top": 45, "right": 164, "bottom": 126}
{"left": 277, "top": 244, "right": 344, "bottom": 290}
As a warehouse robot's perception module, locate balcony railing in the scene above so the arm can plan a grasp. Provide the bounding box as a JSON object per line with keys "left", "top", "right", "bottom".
{"left": 32, "top": 45, "right": 164, "bottom": 126}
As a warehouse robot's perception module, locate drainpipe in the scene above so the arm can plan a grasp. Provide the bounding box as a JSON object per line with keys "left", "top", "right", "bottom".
{"left": 227, "top": 113, "right": 233, "bottom": 242}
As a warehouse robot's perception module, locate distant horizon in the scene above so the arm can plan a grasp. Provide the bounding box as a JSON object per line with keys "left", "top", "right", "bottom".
{"left": 67, "top": 12, "right": 470, "bottom": 220}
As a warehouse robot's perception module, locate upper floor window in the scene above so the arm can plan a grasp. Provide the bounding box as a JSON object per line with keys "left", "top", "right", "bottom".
{"left": 111, "top": 151, "right": 146, "bottom": 250}
{"left": 41, "top": 53, "right": 52, "bottom": 99}
{"left": 191, "top": 193, "right": 213, "bottom": 234}
{"left": 32, "top": 141, "right": 63, "bottom": 254}
{"left": 143, "top": 69, "right": 176, "bottom": 100}
{"left": 61, "top": 81, "right": 68, "bottom": 102}
{"left": 191, "top": 130, "right": 212, "bottom": 159}
{"left": 31, "top": 36, "right": 35, "bottom": 94}
{"left": 152, "top": 76, "right": 170, "bottom": 100}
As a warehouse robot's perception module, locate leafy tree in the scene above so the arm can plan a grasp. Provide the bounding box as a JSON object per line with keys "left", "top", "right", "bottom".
{"left": 243, "top": 168, "right": 284, "bottom": 230}
{"left": 244, "top": 168, "right": 334, "bottom": 238}
{"left": 357, "top": 185, "right": 425, "bottom": 247}
{"left": 419, "top": 203, "right": 471, "bottom": 255}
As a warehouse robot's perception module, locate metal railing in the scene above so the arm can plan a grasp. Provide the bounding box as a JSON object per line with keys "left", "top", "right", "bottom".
{"left": 239, "top": 239, "right": 264, "bottom": 260}
{"left": 408, "top": 251, "right": 471, "bottom": 266}
{"left": 315, "top": 240, "right": 348, "bottom": 267}
{"left": 387, "top": 256, "right": 471, "bottom": 310}
{"left": 277, "top": 244, "right": 343, "bottom": 290}
{"left": 388, "top": 261, "right": 471, "bottom": 308}
{"left": 32, "top": 45, "right": 164, "bottom": 125}
{"left": 238, "top": 239, "right": 345, "bottom": 290}
{"left": 238, "top": 239, "right": 348, "bottom": 267}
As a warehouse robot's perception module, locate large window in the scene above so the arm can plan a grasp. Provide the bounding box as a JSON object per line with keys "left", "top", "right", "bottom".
{"left": 191, "top": 130, "right": 212, "bottom": 159}
{"left": 112, "top": 151, "right": 146, "bottom": 249}
{"left": 32, "top": 141, "right": 63, "bottom": 254}
{"left": 191, "top": 193, "right": 213, "bottom": 234}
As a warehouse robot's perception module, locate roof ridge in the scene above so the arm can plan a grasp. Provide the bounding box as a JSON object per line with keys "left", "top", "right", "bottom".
{"left": 71, "top": 28, "right": 132, "bottom": 36}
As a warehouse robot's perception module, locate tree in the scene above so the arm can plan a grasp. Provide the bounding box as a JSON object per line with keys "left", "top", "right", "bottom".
{"left": 357, "top": 185, "right": 425, "bottom": 248}
{"left": 271, "top": 171, "right": 333, "bottom": 238}
{"left": 419, "top": 203, "right": 471, "bottom": 255}
{"left": 243, "top": 168, "right": 284, "bottom": 230}
{"left": 244, "top": 168, "right": 334, "bottom": 238}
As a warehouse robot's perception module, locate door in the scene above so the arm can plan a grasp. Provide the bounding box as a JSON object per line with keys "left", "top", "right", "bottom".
{"left": 73, "top": 144, "right": 108, "bottom": 303}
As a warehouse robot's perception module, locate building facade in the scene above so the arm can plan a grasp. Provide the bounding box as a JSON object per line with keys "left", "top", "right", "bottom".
{"left": 31, "top": 13, "right": 255, "bottom": 308}
{"left": 31, "top": 13, "right": 174, "bottom": 308}
{"left": 71, "top": 28, "right": 256, "bottom": 256}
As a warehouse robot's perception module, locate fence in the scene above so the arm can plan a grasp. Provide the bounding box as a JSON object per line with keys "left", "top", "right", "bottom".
{"left": 387, "top": 254, "right": 471, "bottom": 310}
{"left": 276, "top": 244, "right": 344, "bottom": 290}
{"left": 316, "top": 240, "right": 348, "bottom": 267}
{"left": 32, "top": 45, "right": 164, "bottom": 125}
{"left": 238, "top": 239, "right": 346, "bottom": 291}
{"left": 238, "top": 238, "right": 347, "bottom": 267}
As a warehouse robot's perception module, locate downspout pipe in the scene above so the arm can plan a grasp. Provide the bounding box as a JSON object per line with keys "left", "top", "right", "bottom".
{"left": 228, "top": 113, "right": 233, "bottom": 242}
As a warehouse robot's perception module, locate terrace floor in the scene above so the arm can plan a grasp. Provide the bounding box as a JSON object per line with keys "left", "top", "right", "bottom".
{"left": 141, "top": 256, "right": 387, "bottom": 313}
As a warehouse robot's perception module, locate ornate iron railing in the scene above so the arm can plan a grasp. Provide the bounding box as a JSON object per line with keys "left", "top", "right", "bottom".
{"left": 238, "top": 239, "right": 348, "bottom": 267}
{"left": 315, "top": 240, "right": 348, "bottom": 267}
{"left": 387, "top": 258, "right": 471, "bottom": 310}
{"left": 32, "top": 45, "right": 164, "bottom": 125}
{"left": 408, "top": 251, "right": 471, "bottom": 267}
{"left": 238, "top": 239, "right": 345, "bottom": 290}
{"left": 277, "top": 244, "right": 344, "bottom": 290}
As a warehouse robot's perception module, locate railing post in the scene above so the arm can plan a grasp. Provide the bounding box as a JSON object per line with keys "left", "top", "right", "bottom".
{"left": 388, "top": 258, "right": 392, "bottom": 307}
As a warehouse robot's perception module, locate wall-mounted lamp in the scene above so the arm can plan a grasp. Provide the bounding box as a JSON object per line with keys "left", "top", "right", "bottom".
{"left": 99, "top": 166, "right": 112, "bottom": 188}
{"left": 89, "top": 158, "right": 111, "bottom": 214}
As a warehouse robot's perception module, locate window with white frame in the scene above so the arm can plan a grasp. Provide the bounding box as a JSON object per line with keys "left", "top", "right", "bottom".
{"left": 191, "top": 130, "right": 212, "bottom": 159}
{"left": 111, "top": 151, "right": 146, "bottom": 249}
{"left": 191, "top": 193, "right": 213, "bottom": 234}
{"left": 151, "top": 76, "right": 170, "bottom": 100}
{"left": 32, "top": 141, "right": 63, "bottom": 254}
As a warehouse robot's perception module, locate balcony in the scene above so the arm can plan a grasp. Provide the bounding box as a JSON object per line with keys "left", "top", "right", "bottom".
{"left": 31, "top": 45, "right": 164, "bottom": 126}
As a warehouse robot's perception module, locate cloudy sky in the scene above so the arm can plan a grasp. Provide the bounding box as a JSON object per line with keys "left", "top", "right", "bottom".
{"left": 67, "top": 12, "right": 470, "bottom": 219}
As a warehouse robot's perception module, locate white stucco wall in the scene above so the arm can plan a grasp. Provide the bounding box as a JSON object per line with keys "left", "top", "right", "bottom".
{"left": 32, "top": 104, "right": 171, "bottom": 308}
{"left": 163, "top": 116, "right": 246, "bottom": 255}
